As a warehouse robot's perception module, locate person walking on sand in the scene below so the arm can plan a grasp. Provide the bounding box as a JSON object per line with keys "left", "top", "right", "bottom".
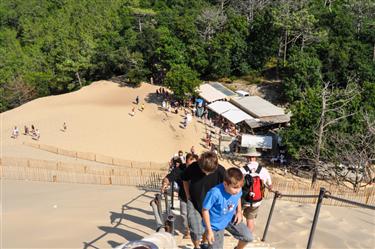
{"left": 140, "top": 103, "right": 145, "bottom": 112}
{"left": 33, "top": 129, "right": 40, "bottom": 140}
{"left": 63, "top": 122, "right": 67, "bottom": 132}
{"left": 136, "top": 96, "right": 139, "bottom": 105}
{"left": 131, "top": 106, "right": 136, "bottom": 117}
{"left": 24, "top": 125, "right": 29, "bottom": 135}
{"left": 11, "top": 126, "right": 19, "bottom": 138}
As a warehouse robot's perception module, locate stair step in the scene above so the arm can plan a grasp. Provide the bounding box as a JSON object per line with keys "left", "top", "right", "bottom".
{"left": 175, "top": 234, "right": 275, "bottom": 249}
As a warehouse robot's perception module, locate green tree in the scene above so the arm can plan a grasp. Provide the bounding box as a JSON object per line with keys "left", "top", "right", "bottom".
{"left": 164, "top": 64, "right": 200, "bottom": 100}
{"left": 282, "top": 50, "right": 322, "bottom": 102}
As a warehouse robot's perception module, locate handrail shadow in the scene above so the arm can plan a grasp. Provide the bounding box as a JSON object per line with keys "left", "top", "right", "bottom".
{"left": 83, "top": 190, "right": 155, "bottom": 249}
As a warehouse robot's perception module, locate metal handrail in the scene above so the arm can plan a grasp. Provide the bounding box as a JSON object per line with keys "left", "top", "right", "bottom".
{"left": 262, "top": 187, "right": 375, "bottom": 249}
{"left": 325, "top": 193, "right": 375, "bottom": 210}
{"left": 150, "top": 193, "right": 176, "bottom": 235}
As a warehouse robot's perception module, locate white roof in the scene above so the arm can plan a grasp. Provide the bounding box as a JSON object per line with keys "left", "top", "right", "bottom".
{"left": 221, "top": 109, "right": 254, "bottom": 124}
{"left": 235, "top": 90, "right": 249, "bottom": 97}
{"left": 241, "top": 134, "right": 273, "bottom": 149}
{"left": 207, "top": 101, "right": 236, "bottom": 114}
{"left": 231, "top": 96, "right": 285, "bottom": 117}
{"left": 198, "top": 84, "right": 227, "bottom": 103}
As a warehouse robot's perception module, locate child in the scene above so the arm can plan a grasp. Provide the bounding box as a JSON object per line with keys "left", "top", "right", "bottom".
{"left": 131, "top": 106, "right": 135, "bottom": 117}
{"left": 202, "top": 168, "right": 253, "bottom": 249}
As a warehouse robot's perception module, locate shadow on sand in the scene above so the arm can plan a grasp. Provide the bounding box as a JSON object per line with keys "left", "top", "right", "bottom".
{"left": 82, "top": 191, "right": 157, "bottom": 249}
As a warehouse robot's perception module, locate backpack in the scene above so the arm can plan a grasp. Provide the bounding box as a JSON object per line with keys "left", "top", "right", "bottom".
{"left": 242, "top": 165, "right": 265, "bottom": 205}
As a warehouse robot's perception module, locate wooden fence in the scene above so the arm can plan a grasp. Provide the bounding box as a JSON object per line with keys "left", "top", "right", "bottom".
{"left": 263, "top": 176, "right": 375, "bottom": 207}
{"left": 23, "top": 142, "right": 169, "bottom": 170}
{"left": 1, "top": 156, "right": 374, "bottom": 207}
{"left": 0, "top": 157, "right": 166, "bottom": 190}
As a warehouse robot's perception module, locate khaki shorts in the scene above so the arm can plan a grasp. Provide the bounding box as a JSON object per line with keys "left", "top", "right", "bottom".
{"left": 243, "top": 205, "right": 259, "bottom": 219}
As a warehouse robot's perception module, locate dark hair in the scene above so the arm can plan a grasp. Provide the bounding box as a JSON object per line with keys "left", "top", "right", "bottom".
{"left": 224, "top": 167, "right": 243, "bottom": 185}
{"left": 173, "top": 158, "right": 182, "bottom": 165}
{"left": 185, "top": 153, "right": 194, "bottom": 162}
{"left": 199, "top": 151, "right": 218, "bottom": 173}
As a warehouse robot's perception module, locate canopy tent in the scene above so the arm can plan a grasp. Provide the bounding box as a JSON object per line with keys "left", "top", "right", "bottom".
{"left": 207, "top": 101, "right": 236, "bottom": 115}
{"left": 198, "top": 84, "right": 227, "bottom": 103}
{"left": 221, "top": 109, "right": 254, "bottom": 124}
{"left": 231, "top": 96, "right": 285, "bottom": 118}
{"left": 241, "top": 134, "right": 273, "bottom": 149}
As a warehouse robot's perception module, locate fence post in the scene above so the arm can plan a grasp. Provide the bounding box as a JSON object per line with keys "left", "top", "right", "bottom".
{"left": 306, "top": 187, "right": 326, "bottom": 249}
{"left": 262, "top": 191, "right": 280, "bottom": 242}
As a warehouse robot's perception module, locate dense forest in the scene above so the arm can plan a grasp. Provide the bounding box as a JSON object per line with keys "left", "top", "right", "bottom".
{"left": 1, "top": 0, "right": 374, "bottom": 187}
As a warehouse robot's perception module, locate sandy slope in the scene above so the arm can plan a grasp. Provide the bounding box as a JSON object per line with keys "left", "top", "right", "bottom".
{"left": 2, "top": 180, "right": 374, "bottom": 249}
{"left": 1, "top": 81, "right": 208, "bottom": 163}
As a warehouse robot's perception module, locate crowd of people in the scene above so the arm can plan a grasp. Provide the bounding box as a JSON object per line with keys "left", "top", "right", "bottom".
{"left": 11, "top": 122, "right": 69, "bottom": 141}
{"left": 11, "top": 124, "right": 40, "bottom": 140}
{"left": 161, "top": 148, "right": 272, "bottom": 249}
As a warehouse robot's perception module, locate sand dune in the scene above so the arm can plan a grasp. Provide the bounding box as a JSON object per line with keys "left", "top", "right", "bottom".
{"left": 1, "top": 81, "right": 208, "bottom": 163}
{"left": 2, "top": 180, "right": 374, "bottom": 249}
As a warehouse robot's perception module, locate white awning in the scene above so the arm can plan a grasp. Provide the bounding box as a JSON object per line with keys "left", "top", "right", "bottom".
{"left": 207, "top": 101, "right": 236, "bottom": 114}
{"left": 221, "top": 109, "right": 254, "bottom": 124}
{"left": 198, "top": 84, "right": 227, "bottom": 103}
{"left": 241, "top": 134, "right": 273, "bottom": 149}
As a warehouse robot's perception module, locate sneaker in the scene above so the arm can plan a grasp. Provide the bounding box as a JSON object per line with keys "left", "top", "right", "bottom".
{"left": 200, "top": 243, "right": 210, "bottom": 249}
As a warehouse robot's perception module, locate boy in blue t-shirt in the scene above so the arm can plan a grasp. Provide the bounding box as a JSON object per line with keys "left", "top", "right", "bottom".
{"left": 202, "top": 167, "right": 253, "bottom": 249}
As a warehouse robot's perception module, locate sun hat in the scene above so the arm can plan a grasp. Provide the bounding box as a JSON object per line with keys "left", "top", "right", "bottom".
{"left": 242, "top": 147, "right": 261, "bottom": 157}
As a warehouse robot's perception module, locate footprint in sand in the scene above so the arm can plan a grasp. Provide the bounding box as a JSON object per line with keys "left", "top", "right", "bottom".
{"left": 296, "top": 216, "right": 310, "bottom": 224}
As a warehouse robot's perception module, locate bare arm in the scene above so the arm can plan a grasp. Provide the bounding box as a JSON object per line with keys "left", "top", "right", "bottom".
{"left": 202, "top": 209, "right": 214, "bottom": 244}
{"left": 161, "top": 177, "right": 170, "bottom": 192}
{"left": 233, "top": 198, "right": 243, "bottom": 224}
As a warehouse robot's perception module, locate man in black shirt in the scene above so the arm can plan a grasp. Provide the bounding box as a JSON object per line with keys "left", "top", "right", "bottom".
{"left": 161, "top": 154, "right": 198, "bottom": 239}
{"left": 182, "top": 151, "right": 226, "bottom": 249}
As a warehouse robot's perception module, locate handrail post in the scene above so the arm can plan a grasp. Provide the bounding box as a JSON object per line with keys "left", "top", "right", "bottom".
{"left": 150, "top": 199, "right": 163, "bottom": 229}
{"left": 155, "top": 193, "right": 163, "bottom": 219}
{"left": 164, "top": 191, "right": 171, "bottom": 215}
{"left": 262, "top": 191, "right": 280, "bottom": 242}
{"left": 306, "top": 187, "right": 326, "bottom": 249}
{"left": 171, "top": 178, "right": 175, "bottom": 210}
{"left": 165, "top": 215, "right": 175, "bottom": 235}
